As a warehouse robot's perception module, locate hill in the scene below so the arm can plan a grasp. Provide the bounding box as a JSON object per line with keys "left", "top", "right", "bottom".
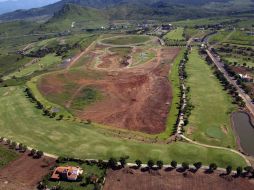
{"left": 1, "top": 0, "right": 254, "bottom": 22}
{"left": 37, "top": 4, "right": 107, "bottom": 32}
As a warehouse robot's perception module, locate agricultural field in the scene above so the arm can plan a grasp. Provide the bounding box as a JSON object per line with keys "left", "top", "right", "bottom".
{"left": 0, "top": 87, "right": 247, "bottom": 168}
{"left": 185, "top": 48, "right": 237, "bottom": 148}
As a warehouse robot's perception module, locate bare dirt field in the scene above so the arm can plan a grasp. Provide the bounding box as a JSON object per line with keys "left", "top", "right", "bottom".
{"left": 0, "top": 154, "right": 55, "bottom": 190}
{"left": 103, "top": 168, "right": 254, "bottom": 190}
{"left": 38, "top": 37, "right": 180, "bottom": 134}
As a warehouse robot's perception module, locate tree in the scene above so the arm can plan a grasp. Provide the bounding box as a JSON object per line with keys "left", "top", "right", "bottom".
{"left": 18, "top": 143, "right": 23, "bottom": 150}
{"left": 108, "top": 157, "right": 117, "bottom": 169}
{"left": 6, "top": 139, "right": 11, "bottom": 145}
{"left": 244, "top": 166, "right": 253, "bottom": 174}
{"left": 193, "top": 162, "right": 202, "bottom": 171}
{"left": 156, "top": 160, "right": 163, "bottom": 169}
{"left": 36, "top": 151, "right": 44, "bottom": 158}
{"left": 171, "top": 160, "right": 177, "bottom": 168}
{"left": 236, "top": 166, "right": 243, "bottom": 176}
{"left": 182, "top": 162, "right": 189, "bottom": 171}
{"left": 119, "top": 157, "right": 127, "bottom": 168}
{"left": 58, "top": 115, "right": 64, "bottom": 120}
{"left": 147, "top": 160, "right": 154, "bottom": 169}
{"left": 135, "top": 160, "right": 142, "bottom": 168}
{"left": 30, "top": 149, "right": 36, "bottom": 156}
{"left": 226, "top": 165, "right": 232, "bottom": 175}
{"left": 209, "top": 163, "right": 217, "bottom": 172}
{"left": 22, "top": 145, "right": 28, "bottom": 152}
{"left": 10, "top": 141, "right": 17, "bottom": 149}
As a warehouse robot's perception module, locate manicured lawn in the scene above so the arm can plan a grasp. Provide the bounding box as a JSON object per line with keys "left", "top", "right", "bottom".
{"left": 0, "top": 86, "right": 247, "bottom": 168}
{"left": 185, "top": 49, "right": 237, "bottom": 148}
{"left": 101, "top": 35, "right": 150, "bottom": 45}
{"left": 164, "top": 28, "right": 185, "bottom": 41}
{"left": 0, "top": 145, "right": 19, "bottom": 169}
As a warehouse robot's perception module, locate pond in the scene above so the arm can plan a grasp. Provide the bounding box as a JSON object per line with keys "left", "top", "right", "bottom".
{"left": 232, "top": 112, "right": 254, "bottom": 156}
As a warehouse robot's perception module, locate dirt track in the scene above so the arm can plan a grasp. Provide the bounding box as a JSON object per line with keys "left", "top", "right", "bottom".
{"left": 0, "top": 154, "right": 55, "bottom": 190}
{"left": 39, "top": 39, "right": 180, "bottom": 134}
{"left": 104, "top": 168, "right": 254, "bottom": 190}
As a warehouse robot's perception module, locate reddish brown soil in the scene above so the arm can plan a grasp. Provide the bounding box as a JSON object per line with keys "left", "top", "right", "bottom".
{"left": 39, "top": 44, "right": 180, "bottom": 134}
{"left": 103, "top": 168, "right": 254, "bottom": 190}
{"left": 0, "top": 154, "right": 55, "bottom": 190}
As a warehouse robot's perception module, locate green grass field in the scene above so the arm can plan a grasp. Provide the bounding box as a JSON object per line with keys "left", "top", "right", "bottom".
{"left": 0, "top": 86, "right": 247, "bottom": 168}
{"left": 185, "top": 49, "right": 237, "bottom": 148}
{"left": 101, "top": 35, "right": 150, "bottom": 45}
{"left": 164, "top": 28, "right": 185, "bottom": 41}
{"left": 0, "top": 145, "right": 19, "bottom": 169}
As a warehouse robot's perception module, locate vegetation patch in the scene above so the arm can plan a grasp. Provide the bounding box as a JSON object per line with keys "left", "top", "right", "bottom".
{"left": 0, "top": 145, "right": 19, "bottom": 169}
{"left": 71, "top": 87, "right": 103, "bottom": 110}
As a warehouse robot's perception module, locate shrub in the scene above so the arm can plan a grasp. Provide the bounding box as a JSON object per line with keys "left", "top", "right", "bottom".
{"left": 30, "top": 149, "right": 37, "bottom": 156}
{"left": 171, "top": 160, "right": 177, "bottom": 168}
{"left": 236, "top": 166, "right": 243, "bottom": 176}
{"left": 108, "top": 157, "right": 117, "bottom": 168}
{"left": 10, "top": 141, "right": 17, "bottom": 149}
{"left": 147, "top": 160, "right": 154, "bottom": 169}
{"left": 193, "top": 162, "right": 202, "bottom": 170}
{"left": 226, "top": 165, "right": 232, "bottom": 175}
{"left": 36, "top": 151, "right": 44, "bottom": 158}
{"left": 135, "top": 160, "right": 142, "bottom": 168}
{"left": 182, "top": 162, "right": 189, "bottom": 170}
{"left": 156, "top": 160, "right": 163, "bottom": 169}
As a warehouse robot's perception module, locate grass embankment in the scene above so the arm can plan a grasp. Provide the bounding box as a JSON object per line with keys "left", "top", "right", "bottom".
{"left": 185, "top": 49, "right": 236, "bottom": 148}
{"left": 0, "top": 86, "right": 247, "bottom": 168}
{"left": 0, "top": 145, "right": 19, "bottom": 169}
{"left": 101, "top": 35, "right": 150, "bottom": 45}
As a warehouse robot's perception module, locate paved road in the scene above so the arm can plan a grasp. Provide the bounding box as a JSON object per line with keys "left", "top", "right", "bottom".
{"left": 206, "top": 49, "right": 254, "bottom": 118}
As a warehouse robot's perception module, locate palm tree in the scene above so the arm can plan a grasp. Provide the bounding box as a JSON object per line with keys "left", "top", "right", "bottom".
{"left": 193, "top": 162, "right": 202, "bottom": 171}
{"left": 171, "top": 160, "right": 177, "bottom": 168}
{"left": 147, "top": 160, "right": 154, "bottom": 169}
{"left": 135, "top": 160, "right": 142, "bottom": 168}
{"left": 226, "top": 165, "right": 232, "bottom": 175}
{"left": 156, "top": 160, "right": 163, "bottom": 169}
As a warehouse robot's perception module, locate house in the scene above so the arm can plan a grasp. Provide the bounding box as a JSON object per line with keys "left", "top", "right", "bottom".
{"left": 239, "top": 74, "right": 253, "bottom": 82}
{"left": 161, "top": 24, "right": 172, "bottom": 31}
{"left": 51, "top": 166, "right": 83, "bottom": 181}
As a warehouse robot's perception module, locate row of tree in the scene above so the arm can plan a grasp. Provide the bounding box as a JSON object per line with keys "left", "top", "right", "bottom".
{"left": 106, "top": 156, "right": 254, "bottom": 177}
{"left": 204, "top": 54, "right": 246, "bottom": 107}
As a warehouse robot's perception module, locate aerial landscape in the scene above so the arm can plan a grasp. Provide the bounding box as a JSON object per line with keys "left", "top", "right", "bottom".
{"left": 0, "top": 0, "right": 254, "bottom": 189}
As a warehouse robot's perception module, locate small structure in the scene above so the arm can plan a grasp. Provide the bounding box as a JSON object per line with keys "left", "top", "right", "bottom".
{"left": 239, "top": 74, "right": 253, "bottom": 82}
{"left": 51, "top": 166, "right": 83, "bottom": 181}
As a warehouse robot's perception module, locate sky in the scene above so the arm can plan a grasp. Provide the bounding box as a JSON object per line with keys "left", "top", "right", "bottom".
{"left": 0, "top": 0, "right": 61, "bottom": 14}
